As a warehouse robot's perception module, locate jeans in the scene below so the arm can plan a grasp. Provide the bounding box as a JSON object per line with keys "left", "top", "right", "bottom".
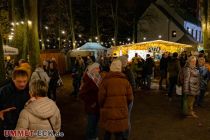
{"left": 168, "top": 76, "right": 177, "bottom": 98}
{"left": 123, "top": 101, "right": 133, "bottom": 139}
{"left": 87, "top": 114, "right": 99, "bottom": 140}
{"left": 104, "top": 131, "right": 127, "bottom": 140}
{"left": 196, "top": 90, "right": 206, "bottom": 106}
{"left": 159, "top": 70, "right": 168, "bottom": 88}
{"left": 145, "top": 74, "right": 152, "bottom": 89}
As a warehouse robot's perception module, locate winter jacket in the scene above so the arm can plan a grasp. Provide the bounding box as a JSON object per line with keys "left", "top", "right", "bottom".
{"left": 0, "top": 81, "right": 30, "bottom": 131}
{"left": 167, "top": 58, "right": 181, "bottom": 78}
{"left": 30, "top": 67, "right": 50, "bottom": 85}
{"left": 198, "top": 66, "right": 209, "bottom": 90}
{"left": 14, "top": 97, "right": 61, "bottom": 140}
{"left": 79, "top": 74, "right": 99, "bottom": 114}
{"left": 123, "top": 67, "right": 136, "bottom": 90}
{"left": 143, "top": 57, "right": 154, "bottom": 75}
{"left": 98, "top": 72, "right": 133, "bottom": 133}
{"left": 183, "top": 66, "right": 200, "bottom": 95}
{"left": 160, "top": 57, "right": 168, "bottom": 72}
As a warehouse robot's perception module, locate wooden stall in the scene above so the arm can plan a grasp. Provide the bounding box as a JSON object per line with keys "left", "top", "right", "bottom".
{"left": 40, "top": 50, "right": 67, "bottom": 74}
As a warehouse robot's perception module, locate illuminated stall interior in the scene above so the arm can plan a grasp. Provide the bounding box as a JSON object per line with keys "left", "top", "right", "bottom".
{"left": 110, "top": 40, "right": 192, "bottom": 61}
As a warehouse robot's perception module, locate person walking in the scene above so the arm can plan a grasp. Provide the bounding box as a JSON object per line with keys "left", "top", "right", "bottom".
{"left": 30, "top": 64, "right": 50, "bottom": 86}
{"left": 159, "top": 53, "right": 169, "bottom": 90}
{"left": 167, "top": 52, "right": 181, "bottom": 101}
{"left": 143, "top": 54, "right": 155, "bottom": 89}
{"left": 98, "top": 60, "right": 133, "bottom": 140}
{"left": 79, "top": 63, "right": 102, "bottom": 140}
{"left": 48, "top": 61, "right": 59, "bottom": 101}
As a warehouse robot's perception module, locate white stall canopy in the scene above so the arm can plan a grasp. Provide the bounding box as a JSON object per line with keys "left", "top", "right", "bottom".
{"left": 3, "top": 45, "right": 19, "bottom": 56}
{"left": 76, "top": 42, "right": 107, "bottom": 51}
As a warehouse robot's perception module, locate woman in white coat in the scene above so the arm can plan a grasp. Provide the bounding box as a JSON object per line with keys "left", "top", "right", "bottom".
{"left": 13, "top": 79, "right": 61, "bottom": 140}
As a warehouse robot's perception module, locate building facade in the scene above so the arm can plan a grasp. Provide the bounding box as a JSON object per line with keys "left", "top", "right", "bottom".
{"left": 137, "top": 0, "right": 201, "bottom": 47}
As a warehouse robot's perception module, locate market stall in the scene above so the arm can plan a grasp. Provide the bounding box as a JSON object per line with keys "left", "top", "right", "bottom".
{"left": 68, "top": 42, "right": 107, "bottom": 58}
{"left": 3, "top": 45, "right": 19, "bottom": 56}
{"left": 109, "top": 40, "right": 192, "bottom": 61}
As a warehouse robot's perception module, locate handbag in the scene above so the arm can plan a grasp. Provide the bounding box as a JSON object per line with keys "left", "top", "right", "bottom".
{"left": 48, "top": 118, "right": 55, "bottom": 134}
{"left": 176, "top": 85, "right": 182, "bottom": 95}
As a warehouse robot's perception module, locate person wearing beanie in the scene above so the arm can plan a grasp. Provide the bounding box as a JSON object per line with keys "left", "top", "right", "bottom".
{"left": 98, "top": 60, "right": 133, "bottom": 140}
{"left": 110, "top": 59, "right": 122, "bottom": 72}
{"left": 79, "top": 63, "right": 102, "bottom": 140}
{"left": 116, "top": 56, "right": 135, "bottom": 139}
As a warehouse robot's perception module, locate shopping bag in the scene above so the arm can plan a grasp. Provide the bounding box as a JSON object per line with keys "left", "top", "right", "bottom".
{"left": 176, "top": 85, "right": 182, "bottom": 95}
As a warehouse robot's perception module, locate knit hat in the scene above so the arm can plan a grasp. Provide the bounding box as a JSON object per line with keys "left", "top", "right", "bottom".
{"left": 87, "top": 63, "right": 100, "bottom": 72}
{"left": 110, "top": 59, "right": 122, "bottom": 72}
{"left": 19, "top": 62, "right": 32, "bottom": 77}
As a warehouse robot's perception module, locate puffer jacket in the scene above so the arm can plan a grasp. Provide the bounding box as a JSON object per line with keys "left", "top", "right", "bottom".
{"left": 14, "top": 97, "right": 61, "bottom": 140}
{"left": 183, "top": 66, "right": 200, "bottom": 95}
{"left": 30, "top": 67, "right": 50, "bottom": 85}
{"left": 98, "top": 72, "right": 133, "bottom": 133}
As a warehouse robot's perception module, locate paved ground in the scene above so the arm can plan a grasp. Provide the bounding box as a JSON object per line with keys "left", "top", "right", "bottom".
{"left": 57, "top": 74, "right": 210, "bottom": 140}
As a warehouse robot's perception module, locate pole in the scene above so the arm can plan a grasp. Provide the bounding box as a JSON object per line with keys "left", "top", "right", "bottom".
{"left": 0, "top": 7, "right": 6, "bottom": 83}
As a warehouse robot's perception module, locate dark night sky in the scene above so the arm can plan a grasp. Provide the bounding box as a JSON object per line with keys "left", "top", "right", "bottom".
{"left": 39, "top": 0, "right": 197, "bottom": 48}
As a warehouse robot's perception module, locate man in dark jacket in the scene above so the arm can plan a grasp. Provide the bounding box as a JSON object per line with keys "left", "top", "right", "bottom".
{"left": 159, "top": 53, "right": 169, "bottom": 90}
{"left": 167, "top": 52, "right": 181, "bottom": 101}
{"left": 143, "top": 54, "right": 155, "bottom": 89}
{"left": 0, "top": 67, "right": 30, "bottom": 139}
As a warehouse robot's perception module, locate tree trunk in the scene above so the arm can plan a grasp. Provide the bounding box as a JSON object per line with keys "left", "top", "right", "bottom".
{"left": 111, "top": 0, "right": 118, "bottom": 46}
{"left": 69, "top": 0, "right": 76, "bottom": 49}
{"left": 23, "top": 0, "right": 40, "bottom": 70}
{"left": 199, "top": 0, "right": 210, "bottom": 61}
{"left": 0, "top": 9, "right": 6, "bottom": 82}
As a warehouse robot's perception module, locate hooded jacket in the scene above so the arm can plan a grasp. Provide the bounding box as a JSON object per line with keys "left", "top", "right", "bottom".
{"left": 98, "top": 72, "right": 133, "bottom": 133}
{"left": 30, "top": 67, "right": 50, "bottom": 85}
{"left": 14, "top": 97, "right": 61, "bottom": 140}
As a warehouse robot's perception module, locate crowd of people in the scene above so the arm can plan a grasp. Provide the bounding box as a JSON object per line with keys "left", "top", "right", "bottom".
{"left": 1, "top": 49, "right": 210, "bottom": 140}
{"left": 0, "top": 58, "right": 62, "bottom": 140}
{"left": 75, "top": 50, "right": 210, "bottom": 140}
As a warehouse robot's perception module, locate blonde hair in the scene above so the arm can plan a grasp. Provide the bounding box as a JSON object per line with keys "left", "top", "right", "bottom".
{"left": 30, "top": 79, "right": 48, "bottom": 97}
{"left": 187, "top": 56, "right": 196, "bottom": 62}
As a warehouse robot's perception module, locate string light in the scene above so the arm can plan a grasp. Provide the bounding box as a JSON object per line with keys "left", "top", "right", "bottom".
{"left": 27, "top": 20, "right": 32, "bottom": 26}
{"left": 61, "top": 30, "right": 66, "bottom": 34}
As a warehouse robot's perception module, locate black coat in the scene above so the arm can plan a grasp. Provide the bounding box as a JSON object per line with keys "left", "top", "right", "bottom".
{"left": 0, "top": 80, "right": 30, "bottom": 131}
{"left": 143, "top": 58, "right": 155, "bottom": 75}
{"left": 160, "top": 57, "right": 168, "bottom": 72}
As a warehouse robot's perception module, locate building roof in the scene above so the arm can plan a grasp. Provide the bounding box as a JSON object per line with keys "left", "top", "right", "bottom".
{"left": 152, "top": 0, "right": 200, "bottom": 44}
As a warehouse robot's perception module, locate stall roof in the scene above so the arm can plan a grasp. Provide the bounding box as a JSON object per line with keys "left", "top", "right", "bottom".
{"left": 111, "top": 40, "right": 192, "bottom": 56}
{"left": 75, "top": 42, "right": 107, "bottom": 51}
{"left": 3, "top": 45, "right": 19, "bottom": 56}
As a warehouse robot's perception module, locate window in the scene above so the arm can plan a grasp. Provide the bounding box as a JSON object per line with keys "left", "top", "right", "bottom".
{"left": 195, "top": 30, "right": 197, "bottom": 40}
{"left": 172, "top": 31, "right": 176, "bottom": 37}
